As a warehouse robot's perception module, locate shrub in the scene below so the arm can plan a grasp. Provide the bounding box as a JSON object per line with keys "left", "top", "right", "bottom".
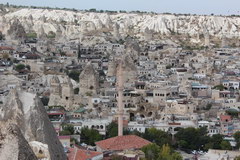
{"left": 15, "top": 64, "right": 25, "bottom": 71}
{"left": 47, "top": 31, "right": 56, "bottom": 39}
{"left": 26, "top": 32, "right": 37, "bottom": 38}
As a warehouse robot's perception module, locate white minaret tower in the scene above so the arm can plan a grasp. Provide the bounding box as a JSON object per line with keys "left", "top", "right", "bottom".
{"left": 117, "top": 60, "right": 124, "bottom": 136}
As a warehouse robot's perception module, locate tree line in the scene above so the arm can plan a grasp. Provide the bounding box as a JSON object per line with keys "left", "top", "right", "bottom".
{"left": 60, "top": 122, "right": 240, "bottom": 160}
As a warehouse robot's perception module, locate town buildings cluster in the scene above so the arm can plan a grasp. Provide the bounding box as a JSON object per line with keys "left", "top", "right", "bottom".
{"left": 1, "top": 35, "right": 240, "bottom": 159}
{"left": 1, "top": 6, "right": 240, "bottom": 159}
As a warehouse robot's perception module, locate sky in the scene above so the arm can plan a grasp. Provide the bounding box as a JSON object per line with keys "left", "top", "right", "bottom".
{"left": 1, "top": 0, "right": 240, "bottom": 15}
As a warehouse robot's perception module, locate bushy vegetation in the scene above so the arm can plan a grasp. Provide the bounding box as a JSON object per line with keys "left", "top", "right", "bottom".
{"left": 166, "top": 65, "right": 172, "bottom": 69}
{"left": 0, "top": 31, "right": 5, "bottom": 40}
{"left": 142, "top": 143, "right": 182, "bottom": 160}
{"left": 26, "top": 32, "right": 37, "bottom": 38}
{"left": 15, "top": 63, "right": 26, "bottom": 71}
{"left": 226, "top": 110, "right": 239, "bottom": 118}
{"left": 60, "top": 124, "right": 75, "bottom": 136}
{"left": 14, "top": 64, "right": 31, "bottom": 72}
{"left": 47, "top": 31, "right": 56, "bottom": 39}
{"left": 234, "top": 131, "right": 240, "bottom": 148}
{"left": 143, "top": 128, "right": 172, "bottom": 148}
{"left": 213, "top": 84, "right": 225, "bottom": 91}
{"left": 74, "top": 88, "right": 79, "bottom": 94}
{"left": 203, "top": 103, "right": 212, "bottom": 110}
{"left": 68, "top": 70, "right": 80, "bottom": 82}
{"left": 57, "top": 121, "right": 236, "bottom": 157}
{"left": 176, "top": 127, "right": 232, "bottom": 151}
{"left": 80, "top": 127, "right": 102, "bottom": 145}
{"left": 105, "top": 122, "right": 118, "bottom": 138}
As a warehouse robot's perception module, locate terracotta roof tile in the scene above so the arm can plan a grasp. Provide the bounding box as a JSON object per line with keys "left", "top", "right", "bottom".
{"left": 95, "top": 135, "right": 151, "bottom": 151}
{"left": 0, "top": 46, "right": 14, "bottom": 50}
{"left": 68, "top": 148, "right": 102, "bottom": 160}
{"left": 220, "top": 115, "right": 232, "bottom": 122}
{"left": 58, "top": 136, "right": 70, "bottom": 140}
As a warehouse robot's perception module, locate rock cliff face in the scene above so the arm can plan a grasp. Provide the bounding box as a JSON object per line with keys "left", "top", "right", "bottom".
{"left": 1, "top": 8, "right": 240, "bottom": 41}
{"left": 79, "top": 62, "right": 99, "bottom": 96}
{"left": 7, "top": 18, "right": 26, "bottom": 39}
{"left": 48, "top": 76, "right": 75, "bottom": 110}
{"left": 0, "top": 122, "right": 38, "bottom": 160}
{"left": 0, "top": 89, "right": 66, "bottom": 160}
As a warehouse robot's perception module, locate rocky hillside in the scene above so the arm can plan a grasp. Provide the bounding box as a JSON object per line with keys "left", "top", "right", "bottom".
{"left": 0, "top": 8, "right": 240, "bottom": 43}
{"left": 0, "top": 122, "right": 38, "bottom": 160}
{"left": 0, "top": 89, "right": 66, "bottom": 160}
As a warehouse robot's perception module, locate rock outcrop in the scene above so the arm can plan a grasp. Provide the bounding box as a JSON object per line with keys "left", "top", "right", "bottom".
{"left": 0, "top": 89, "right": 67, "bottom": 160}
{"left": 0, "top": 122, "right": 38, "bottom": 160}
{"left": 1, "top": 8, "right": 240, "bottom": 42}
{"left": 79, "top": 62, "right": 99, "bottom": 96}
{"left": 7, "top": 18, "right": 26, "bottom": 40}
{"left": 48, "top": 76, "right": 75, "bottom": 110}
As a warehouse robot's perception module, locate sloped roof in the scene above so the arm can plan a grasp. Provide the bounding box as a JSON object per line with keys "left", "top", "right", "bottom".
{"left": 220, "top": 115, "right": 232, "bottom": 122}
{"left": 95, "top": 135, "right": 151, "bottom": 151}
{"left": 0, "top": 46, "right": 14, "bottom": 50}
{"left": 68, "top": 148, "right": 102, "bottom": 160}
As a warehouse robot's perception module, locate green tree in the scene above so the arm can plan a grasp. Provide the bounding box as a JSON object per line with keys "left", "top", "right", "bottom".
{"left": 210, "top": 134, "right": 224, "bottom": 149}
{"left": 159, "top": 144, "right": 172, "bottom": 160}
{"left": 106, "top": 122, "right": 118, "bottom": 138}
{"left": 226, "top": 110, "right": 239, "bottom": 118}
{"left": 142, "top": 143, "right": 160, "bottom": 160}
{"left": 220, "top": 140, "right": 232, "bottom": 150}
{"left": 178, "top": 140, "right": 188, "bottom": 149}
{"left": 15, "top": 64, "right": 25, "bottom": 71}
{"left": 143, "top": 128, "right": 172, "bottom": 147}
{"left": 171, "top": 152, "right": 183, "bottom": 160}
{"left": 204, "top": 134, "right": 226, "bottom": 150}
{"left": 89, "top": 8, "right": 97, "bottom": 12}
{"left": 158, "top": 144, "right": 182, "bottom": 160}
{"left": 59, "top": 130, "right": 72, "bottom": 136}
{"left": 60, "top": 124, "right": 74, "bottom": 135}
{"left": 80, "top": 127, "right": 102, "bottom": 145}
{"left": 0, "top": 31, "right": 5, "bottom": 40}
{"left": 175, "top": 127, "right": 210, "bottom": 150}
{"left": 26, "top": 32, "right": 37, "bottom": 38}
{"left": 204, "top": 103, "right": 212, "bottom": 110}
{"left": 74, "top": 88, "right": 79, "bottom": 94}
{"left": 234, "top": 131, "right": 240, "bottom": 148}
{"left": 235, "top": 156, "right": 240, "bottom": 160}
{"left": 68, "top": 70, "right": 80, "bottom": 82}
{"left": 166, "top": 65, "right": 172, "bottom": 69}
{"left": 142, "top": 143, "right": 182, "bottom": 160}
{"left": 213, "top": 84, "right": 225, "bottom": 91}
{"left": 127, "top": 129, "right": 143, "bottom": 137}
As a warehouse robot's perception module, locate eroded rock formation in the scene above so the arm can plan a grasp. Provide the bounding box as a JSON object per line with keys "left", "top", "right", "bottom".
{"left": 0, "top": 89, "right": 66, "bottom": 160}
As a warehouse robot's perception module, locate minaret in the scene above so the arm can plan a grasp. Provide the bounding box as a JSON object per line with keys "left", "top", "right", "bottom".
{"left": 117, "top": 60, "right": 124, "bottom": 136}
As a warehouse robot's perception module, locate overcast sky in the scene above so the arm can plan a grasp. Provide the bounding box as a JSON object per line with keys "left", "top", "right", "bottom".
{"left": 1, "top": 0, "right": 240, "bottom": 15}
